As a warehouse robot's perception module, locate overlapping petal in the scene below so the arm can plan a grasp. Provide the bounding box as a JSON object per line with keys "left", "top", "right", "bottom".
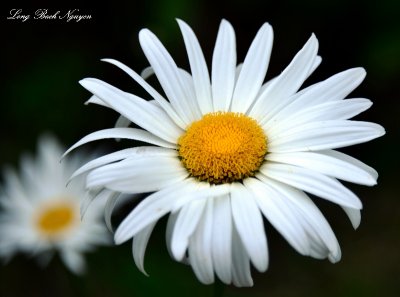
{"left": 230, "top": 23, "right": 273, "bottom": 113}
{"left": 139, "top": 29, "right": 201, "bottom": 124}
{"left": 249, "top": 34, "right": 319, "bottom": 123}
{"left": 177, "top": 19, "right": 213, "bottom": 114}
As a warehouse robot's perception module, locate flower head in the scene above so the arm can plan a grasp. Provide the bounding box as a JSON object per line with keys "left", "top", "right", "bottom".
{"left": 66, "top": 19, "right": 385, "bottom": 286}
{"left": 0, "top": 135, "right": 111, "bottom": 274}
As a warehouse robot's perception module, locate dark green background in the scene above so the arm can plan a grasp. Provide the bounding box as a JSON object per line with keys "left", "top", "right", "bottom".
{"left": 1, "top": 0, "right": 399, "bottom": 296}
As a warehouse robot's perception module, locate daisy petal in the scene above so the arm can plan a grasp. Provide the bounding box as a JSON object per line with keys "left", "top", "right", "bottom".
{"left": 230, "top": 183, "right": 268, "bottom": 272}
{"left": 101, "top": 59, "right": 186, "bottom": 129}
{"left": 70, "top": 147, "right": 176, "bottom": 181}
{"left": 231, "top": 225, "right": 254, "bottom": 287}
{"left": 324, "top": 150, "right": 378, "bottom": 180}
{"left": 309, "top": 55, "right": 322, "bottom": 76}
{"left": 188, "top": 198, "right": 215, "bottom": 284}
{"left": 268, "top": 120, "right": 385, "bottom": 152}
{"left": 231, "top": 23, "right": 273, "bottom": 113}
{"left": 261, "top": 178, "right": 341, "bottom": 261}
{"left": 60, "top": 250, "right": 86, "bottom": 275}
{"left": 2, "top": 168, "right": 32, "bottom": 208}
{"left": 342, "top": 206, "right": 361, "bottom": 229}
{"left": 115, "top": 115, "right": 131, "bottom": 128}
{"left": 86, "top": 95, "right": 108, "bottom": 107}
{"left": 177, "top": 19, "right": 213, "bottom": 114}
{"left": 80, "top": 78, "right": 182, "bottom": 143}
{"left": 80, "top": 188, "right": 110, "bottom": 219}
{"left": 132, "top": 221, "right": 157, "bottom": 276}
{"left": 244, "top": 178, "right": 310, "bottom": 255}
{"left": 266, "top": 150, "right": 377, "bottom": 186}
{"left": 260, "top": 163, "right": 362, "bottom": 209}
{"left": 268, "top": 68, "right": 366, "bottom": 123}
{"left": 178, "top": 69, "right": 198, "bottom": 114}
{"left": 140, "top": 66, "right": 154, "bottom": 80}
{"left": 211, "top": 195, "right": 232, "bottom": 284}
{"left": 235, "top": 63, "right": 243, "bottom": 82}
{"left": 170, "top": 183, "right": 231, "bottom": 212}
{"left": 267, "top": 98, "right": 373, "bottom": 134}
{"left": 114, "top": 180, "right": 198, "bottom": 244}
{"left": 255, "top": 55, "right": 321, "bottom": 102}
{"left": 171, "top": 199, "right": 207, "bottom": 261}
{"left": 104, "top": 193, "right": 122, "bottom": 232}
{"left": 62, "top": 127, "right": 176, "bottom": 158}
{"left": 86, "top": 156, "right": 188, "bottom": 193}
{"left": 165, "top": 211, "right": 179, "bottom": 260}
{"left": 249, "top": 34, "right": 319, "bottom": 123}
{"left": 212, "top": 19, "right": 236, "bottom": 111}
{"left": 139, "top": 29, "right": 199, "bottom": 124}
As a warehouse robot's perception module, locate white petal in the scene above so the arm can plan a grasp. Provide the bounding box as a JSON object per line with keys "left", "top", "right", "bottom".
{"left": 266, "top": 150, "right": 377, "bottom": 186}
{"left": 170, "top": 182, "right": 231, "bottom": 212}
{"left": 211, "top": 19, "right": 236, "bottom": 111}
{"left": 70, "top": 147, "right": 176, "bottom": 181}
{"left": 211, "top": 195, "right": 232, "bottom": 284}
{"left": 244, "top": 178, "right": 310, "bottom": 255}
{"left": 254, "top": 55, "right": 321, "bottom": 103}
{"left": 249, "top": 34, "right": 319, "bottom": 123}
{"left": 132, "top": 221, "right": 157, "bottom": 276}
{"left": 268, "top": 120, "right": 385, "bottom": 152}
{"left": 235, "top": 63, "right": 243, "bottom": 82}
{"left": 86, "top": 156, "right": 188, "bottom": 193}
{"left": 80, "top": 78, "right": 182, "bottom": 143}
{"left": 267, "top": 98, "right": 373, "bottom": 135}
{"left": 60, "top": 250, "right": 86, "bottom": 275}
{"left": 80, "top": 188, "right": 110, "bottom": 219}
{"left": 170, "top": 199, "right": 207, "bottom": 261}
{"left": 178, "top": 68, "right": 200, "bottom": 118}
{"left": 165, "top": 211, "right": 179, "bottom": 260}
{"left": 177, "top": 19, "right": 213, "bottom": 114}
{"left": 104, "top": 193, "right": 122, "bottom": 231}
{"left": 258, "top": 177, "right": 341, "bottom": 261}
{"left": 231, "top": 23, "right": 273, "bottom": 113}
{"left": 86, "top": 95, "right": 108, "bottom": 107}
{"left": 139, "top": 29, "right": 198, "bottom": 125}
{"left": 115, "top": 115, "right": 131, "bottom": 128}
{"left": 101, "top": 59, "right": 186, "bottom": 129}
{"left": 309, "top": 55, "right": 322, "bottom": 75}
{"left": 140, "top": 66, "right": 154, "bottom": 80}
{"left": 268, "top": 68, "right": 366, "bottom": 124}
{"left": 342, "top": 206, "right": 361, "bottom": 229}
{"left": 114, "top": 179, "right": 199, "bottom": 244}
{"left": 1, "top": 168, "right": 32, "bottom": 209}
{"left": 62, "top": 127, "right": 176, "bottom": 158}
{"left": 260, "top": 163, "right": 362, "bottom": 209}
{"left": 230, "top": 183, "right": 268, "bottom": 272}
{"left": 323, "top": 150, "right": 378, "bottom": 180}
{"left": 86, "top": 94, "right": 139, "bottom": 134}
{"left": 188, "top": 198, "right": 214, "bottom": 284}
{"left": 231, "top": 225, "right": 254, "bottom": 287}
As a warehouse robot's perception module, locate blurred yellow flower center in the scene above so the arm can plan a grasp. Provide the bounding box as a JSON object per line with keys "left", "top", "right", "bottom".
{"left": 36, "top": 202, "right": 76, "bottom": 237}
{"left": 178, "top": 112, "right": 267, "bottom": 184}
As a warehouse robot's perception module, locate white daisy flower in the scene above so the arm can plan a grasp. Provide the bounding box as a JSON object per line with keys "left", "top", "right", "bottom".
{"left": 0, "top": 135, "right": 111, "bottom": 274}
{"left": 65, "top": 19, "right": 385, "bottom": 286}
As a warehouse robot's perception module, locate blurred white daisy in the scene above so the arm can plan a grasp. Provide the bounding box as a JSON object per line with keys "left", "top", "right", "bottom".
{"left": 0, "top": 135, "right": 111, "bottom": 274}
{"left": 65, "top": 19, "right": 385, "bottom": 286}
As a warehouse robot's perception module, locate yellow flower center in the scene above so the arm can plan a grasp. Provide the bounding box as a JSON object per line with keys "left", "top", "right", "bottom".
{"left": 178, "top": 112, "right": 267, "bottom": 184}
{"left": 36, "top": 201, "right": 76, "bottom": 237}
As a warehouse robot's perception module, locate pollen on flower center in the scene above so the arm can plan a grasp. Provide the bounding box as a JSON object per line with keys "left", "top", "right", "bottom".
{"left": 36, "top": 201, "right": 76, "bottom": 237}
{"left": 178, "top": 112, "right": 267, "bottom": 184}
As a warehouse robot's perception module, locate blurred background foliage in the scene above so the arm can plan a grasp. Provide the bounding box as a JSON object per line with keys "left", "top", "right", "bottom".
{"left": 1, "top": 0, "right": 399, "bottom": 296}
